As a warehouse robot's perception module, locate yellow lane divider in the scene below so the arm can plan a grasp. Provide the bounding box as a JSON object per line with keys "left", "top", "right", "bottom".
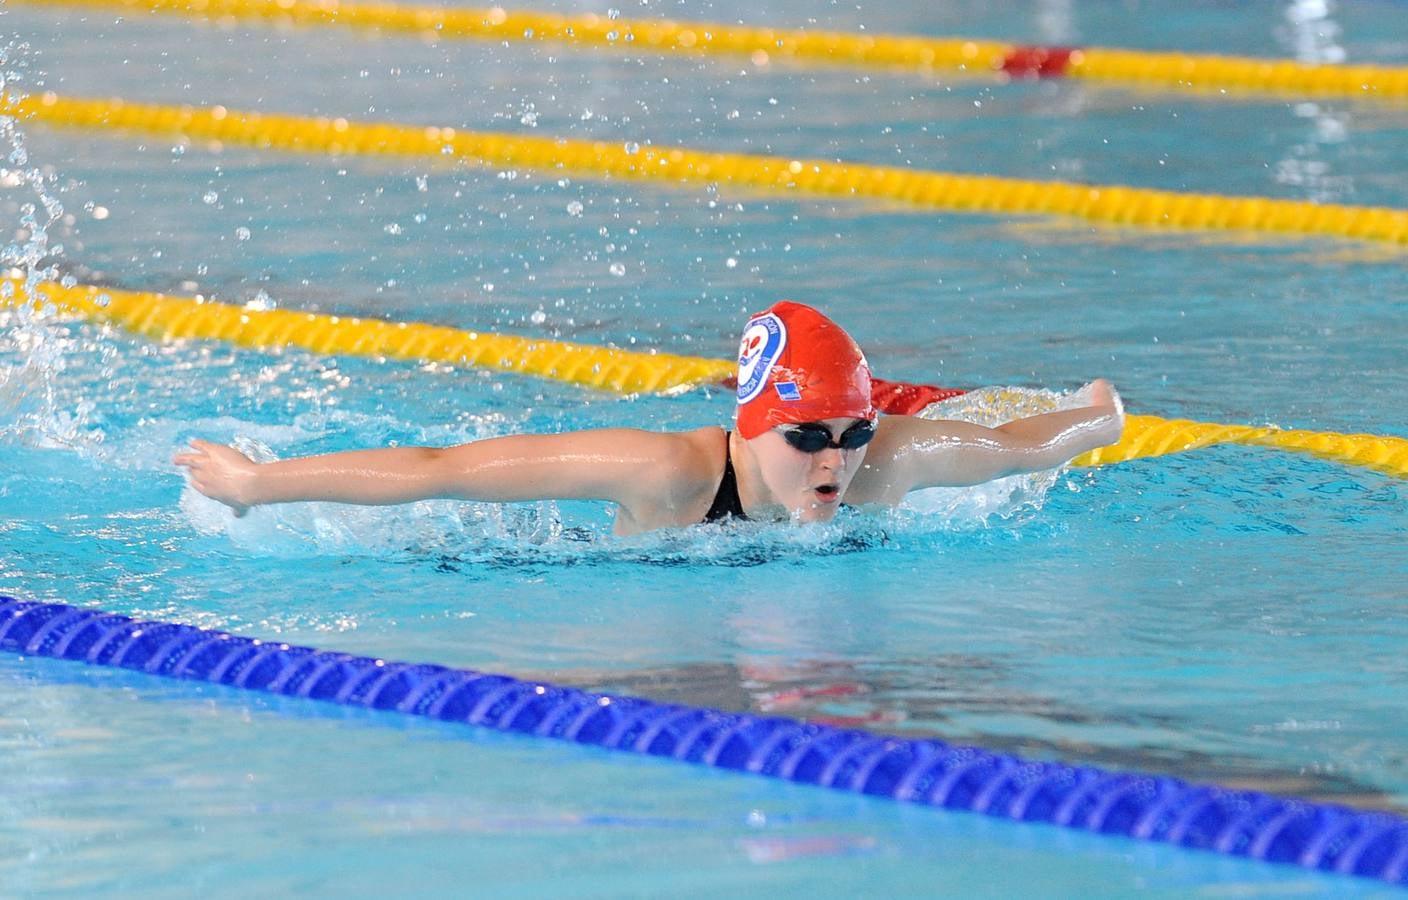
{"left": 10, "top": 92, "right": 1408, "bottom": 246}
{"left": 1072, "top": 415, "right": 1408, "bottom": 479}
{"left": 1, "top": 276, "right": 734, "bottom": 394}
{"left": 12, "top": 0, "right": 1408, "bottom": 101}
{"left": 5, "top": 276, "right": 1405, "bottom": 478}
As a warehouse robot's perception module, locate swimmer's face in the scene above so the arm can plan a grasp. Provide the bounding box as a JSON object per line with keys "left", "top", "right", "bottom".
{"left": 749, "top": 417, "right": 873, "bottom": 523}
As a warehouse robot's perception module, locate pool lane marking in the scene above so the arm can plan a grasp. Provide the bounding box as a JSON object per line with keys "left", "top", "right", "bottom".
{"left": 6, "top": 276, "right": 1406, "bottom": 479}
{"left": 8, "top": 92, "right": 1408, "bottom": 247}
{"left": 1, "top": 276, "right": 734, "bottom": 395}
{"left": 11, "top": 0, "right": 1408, "bottom": 102}
{"left": 1080, "top": 415, "right": 1408, "bottom": 480}
{"left": 1, "top": 597, "right": 1406, "bottom": 889}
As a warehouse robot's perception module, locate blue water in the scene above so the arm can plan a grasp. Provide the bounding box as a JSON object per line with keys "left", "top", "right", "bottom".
{"left": 2, "top": 0, "right": 1407, "bottom": 895}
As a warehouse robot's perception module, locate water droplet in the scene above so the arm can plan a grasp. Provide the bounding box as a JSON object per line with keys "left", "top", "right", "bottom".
{"left": 235, "top": 226, "right": 251, "bottom": 241}
{"left": 607, "top": 7, "right": 620, "bottom": 19}
{"left": 415, "top": 174, "right": 429, "bottom": 192}
{"left": 566, "top": 200, "right": 584, "bottom": 217}
{"left": 725, "top": 257, "right": 738, "bottom": 268}
{"left": 202, "top": 190, "right": 219, "bottom": 205}
{"left": 384, "top": 222, "right": 403, "bottom": 235}
{"left": 244, "top": 289, "right": 276, "bottom": 312}
{"left": 623, "top": 141, "right": 640, "bottom": 155}
{"left": 608, "top": 262, "right": 626, "bottom": 277}
{"left": 530, "top": 308, "right": 547, "bottom": 324}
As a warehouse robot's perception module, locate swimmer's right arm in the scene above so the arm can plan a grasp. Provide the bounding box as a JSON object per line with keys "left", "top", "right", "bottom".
{"left": 863, "top": 378, "right": 1126, "bottom": 495}
{"left": 172, "top": 430, "right": 696, "bottom": 518}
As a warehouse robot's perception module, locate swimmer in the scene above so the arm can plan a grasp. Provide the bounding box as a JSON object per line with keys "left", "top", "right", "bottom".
{"left": 174, "top": 301, "right": 1125, "bottom": 536}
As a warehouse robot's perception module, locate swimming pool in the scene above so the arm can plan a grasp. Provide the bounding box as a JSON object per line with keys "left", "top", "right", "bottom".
{"left": 2, "top": 0, "right": 1407, "bottom": 894}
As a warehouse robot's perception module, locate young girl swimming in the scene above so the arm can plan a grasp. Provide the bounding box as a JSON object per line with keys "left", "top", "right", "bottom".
{"left": 174, "top": 301, "right": 1125, "bottom": 536}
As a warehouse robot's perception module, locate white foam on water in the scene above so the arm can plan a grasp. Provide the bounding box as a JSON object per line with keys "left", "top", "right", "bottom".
{"left": 901, "top": 384, "right": 1095, "bottom": 523}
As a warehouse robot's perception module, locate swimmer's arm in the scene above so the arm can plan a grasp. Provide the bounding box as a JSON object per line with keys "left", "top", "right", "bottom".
{"left": 173, "top": 430, "right": 692, "bottom": 516}
{"left": 876, "top": 380, "right": 1125, "bottom": 491}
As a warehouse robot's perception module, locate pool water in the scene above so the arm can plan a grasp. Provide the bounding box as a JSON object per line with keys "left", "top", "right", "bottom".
{"left": 2, "top": 0, "right": 1407, "bottom": 894}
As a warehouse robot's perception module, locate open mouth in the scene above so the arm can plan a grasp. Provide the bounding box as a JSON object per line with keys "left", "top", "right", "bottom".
{"left": 813, "top": 484, "right": 840, "bottom": 502}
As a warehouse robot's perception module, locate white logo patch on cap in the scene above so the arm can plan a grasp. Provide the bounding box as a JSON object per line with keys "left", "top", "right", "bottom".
{"left": 736, "top": 313, "right": 787, "bottom": 404}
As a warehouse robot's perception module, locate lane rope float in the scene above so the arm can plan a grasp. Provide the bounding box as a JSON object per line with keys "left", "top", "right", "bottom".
{"left": 11, "top": 0, "right": 1408, "bottom": 102}
{"left": 2, "top": 275, "right": 735, "bottom": 396}
{"left": 1076, "top": 414, "right": 1408, "bottom": 480}
{"left": 5, "top": 275, "right": 1405, "bottom": 479}
{"left": 7, "top": 91, "right": 1408, "bottom": 246}
{"left": 1, "top": 596, "right": 1406, "bottom": 887}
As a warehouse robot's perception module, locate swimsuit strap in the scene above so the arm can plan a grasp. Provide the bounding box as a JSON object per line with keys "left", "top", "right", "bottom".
{"left": 703, "top": 431, "right": 749, "bottom": 523}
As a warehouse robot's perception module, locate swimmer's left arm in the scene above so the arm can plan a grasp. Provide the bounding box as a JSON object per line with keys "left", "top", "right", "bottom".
{"left": 872, "top": 379, "right": 1125, "bottom": 491}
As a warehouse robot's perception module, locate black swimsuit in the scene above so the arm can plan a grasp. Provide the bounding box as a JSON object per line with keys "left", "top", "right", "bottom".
{"left": 702, "top": 432, "right": 749, "bottom": 523}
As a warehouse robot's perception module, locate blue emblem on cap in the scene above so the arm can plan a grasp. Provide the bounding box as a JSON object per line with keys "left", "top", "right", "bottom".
{"left": 773, "top": 381, "right": 802, "bottom": 402}
{"left": 736, "top": 313, "right": 787, "bottom": 404}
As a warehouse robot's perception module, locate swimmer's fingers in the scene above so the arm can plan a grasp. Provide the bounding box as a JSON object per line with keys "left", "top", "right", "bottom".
{"left": 173, "top": 438, "right": 217, "bottom": 467}
{"left": 173, "top": 439, "right": 257, "bottom": 471}
{"left": 184, "top": 471, "right": 251, "bottom": 518}
{"left": 1084, "top": 379, "right": 1119, "bottom": 411}
{"left": 1090, "top": 379, "right": 1125, "bottom": 420}
{"left": 173, "top": 442, "right": 253, "bottom": 517}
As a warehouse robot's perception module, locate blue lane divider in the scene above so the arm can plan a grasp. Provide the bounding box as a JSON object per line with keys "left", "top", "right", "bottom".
{"left": 3, "top": 595, "right": 1407, "bottom": 885}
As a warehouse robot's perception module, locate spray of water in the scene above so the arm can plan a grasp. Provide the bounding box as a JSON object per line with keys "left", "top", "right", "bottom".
{"left": 0, "top": 36, "right": 95, "bottom": 448}
{"left": 902, "top": 384, "right": 1091, "bottom": 522}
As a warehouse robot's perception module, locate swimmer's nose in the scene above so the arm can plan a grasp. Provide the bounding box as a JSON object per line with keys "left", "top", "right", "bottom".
{"left": 813, "top": 446, "right": 845, "bottom": 471}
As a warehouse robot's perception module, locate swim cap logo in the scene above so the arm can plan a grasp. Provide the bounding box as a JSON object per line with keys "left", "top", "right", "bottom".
{"left": 736, "top": 313, "right": 787, "bottom": 404}
{"left": 773, "top": 381, "right": 801, "bottom": 402}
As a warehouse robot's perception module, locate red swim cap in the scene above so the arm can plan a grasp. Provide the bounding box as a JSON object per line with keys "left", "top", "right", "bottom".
{"left": 735, "top": 300, "right": 874, "bottom": 440}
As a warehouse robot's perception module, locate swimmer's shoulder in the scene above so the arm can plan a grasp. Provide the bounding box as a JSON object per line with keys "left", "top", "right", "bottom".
{"left": 848, "top": 415, "right": 945, "bottom": 505}
{"left": 626, "top": 425, "right": 724, "bottom": 466}
{"left": 610, "top": 426, "right": 727, "bottom": 532}
{"left": 858, "top": 415, "right": 931, "bottom": 465}
{"left": 665, "top": 425, "right": 730, "bottom": 502}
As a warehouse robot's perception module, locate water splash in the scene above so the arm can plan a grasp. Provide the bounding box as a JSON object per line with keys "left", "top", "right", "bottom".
{"left": 0, "top": 37, "right": 95, "bottom": 449}
{"left": 903, "top": 384, "right": 1094, "bottom": 522}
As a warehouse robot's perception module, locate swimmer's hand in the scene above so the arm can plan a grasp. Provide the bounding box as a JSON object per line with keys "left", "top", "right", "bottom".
{"left": 1085, "top": 378, "right": 1125, "bottom": 427}
{"left": 172, "top": 439, "right": 259, "bottom": 517}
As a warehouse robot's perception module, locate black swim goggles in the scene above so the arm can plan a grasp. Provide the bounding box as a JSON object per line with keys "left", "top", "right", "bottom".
{"left": 777, "top": 419, "right": 877, "bottom": 453}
